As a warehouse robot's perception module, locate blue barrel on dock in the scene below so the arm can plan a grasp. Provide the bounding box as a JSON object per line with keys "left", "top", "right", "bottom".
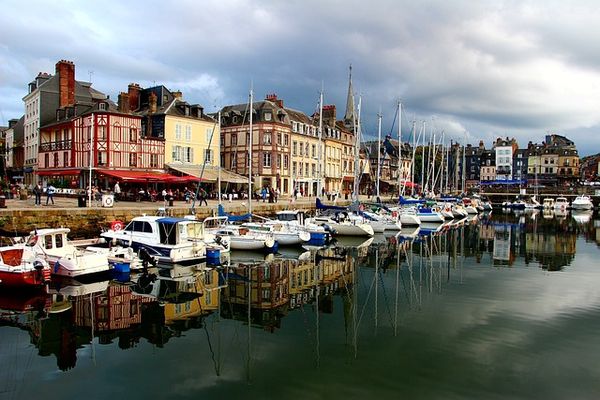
{"left": 113, "top": 262, "right": 130, "bottom": 273}
{"left": 206, "top": 248, "right": 221, "bottom": 265}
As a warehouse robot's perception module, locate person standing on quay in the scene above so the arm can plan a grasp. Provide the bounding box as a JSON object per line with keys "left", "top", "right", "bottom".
{"left": 114, "top": 181, "right": 121, "bottom": 202}
{"left": 45, "top": 184, "right": 55, "bottom": 205}
{"left": 33, "top": 182, "right": 43, "bottom": 206}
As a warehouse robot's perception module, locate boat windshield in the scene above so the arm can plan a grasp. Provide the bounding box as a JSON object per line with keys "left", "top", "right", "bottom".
{"left": 277, "top": 213, "right": 297, "bottom": 222}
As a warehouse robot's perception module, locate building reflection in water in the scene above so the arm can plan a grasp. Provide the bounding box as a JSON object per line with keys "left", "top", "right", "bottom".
{"left": 0, "top": 210, "right": 595, "bottom": 375}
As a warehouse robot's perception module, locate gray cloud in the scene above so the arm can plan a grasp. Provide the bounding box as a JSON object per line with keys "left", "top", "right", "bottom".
{"left": 2, "top": 0, "right": 600, "bottom": 154}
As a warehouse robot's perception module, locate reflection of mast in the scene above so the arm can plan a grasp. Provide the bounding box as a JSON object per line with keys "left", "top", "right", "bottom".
{"left": 89, "top": 293, "right": 96, "bottom": 365}
{"left": 394, "top": 242, "right": 400, "bottom": 336}
{"left": 313, "top": 252, "right": 320, "bottom": 368}
{"left": 374, "top": 247, "right": 378, "bottom": 332}
{"left": 246, "top": 272, "right": 251, "bottom": 382}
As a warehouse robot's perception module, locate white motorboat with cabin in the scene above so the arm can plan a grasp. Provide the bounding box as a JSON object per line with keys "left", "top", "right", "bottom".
{"left": 0, "top": 245, "right": 50, "bottom": 288}
{"left": 554, "top": 197, "right": 569, "bottom": 211}
{"left": 101, "top": 216, "right": 216, "bottom": 263}
{"left": 271, "top": 210, "right": 332, "bottom": 245}
{"left": 542, "top": 198, "right": 555, "bottom": 209}
{"left": 24, "top": 228, "right": 110, "bottom": 277}
{"left": 571, "top": 195, "right": 593, "bottom": 210}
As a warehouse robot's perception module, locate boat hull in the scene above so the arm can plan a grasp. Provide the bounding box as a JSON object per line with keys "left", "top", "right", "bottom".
{"left": 0, "top": 269, "right": 49, "bottom": 288}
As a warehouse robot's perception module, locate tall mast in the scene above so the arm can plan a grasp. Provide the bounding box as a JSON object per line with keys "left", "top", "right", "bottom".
{"left": 317, "top": 87, "right": 324, "bottom": 197}
{"left": 376, "top": 109, "right": 382, "bottom": 200}
{"left": 420, "top": 121, "right": 426, "bottom": 195}
{"left": 397, "top": 101, "right": 402, "bottom": 196}
{"left": 444, "top": 139, "right": 450, "bottom": 194}
{"left": 217, "top": 110, "right": 222, "bottom": 205}
{"left": 248, "top": 88, "right": 253, "bottom": 215}
{"left": 353, "top": 96, "right": 361, "bottom": 201}
{"left": 88, "top": 112, "right": 94, "bottom": 207}
{"left": 461, "top": 131, "right": 467, "bottom": 193}
{"left": 410, "top": 119, "right": 417, "bottom": 196}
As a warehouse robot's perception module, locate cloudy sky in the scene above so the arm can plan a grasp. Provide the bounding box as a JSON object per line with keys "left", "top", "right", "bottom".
{"left": 2, "top": 0, "right": 600, "bottom": 154}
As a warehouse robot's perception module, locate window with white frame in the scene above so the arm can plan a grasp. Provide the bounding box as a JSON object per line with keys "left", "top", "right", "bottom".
{"left": 185, "top": 125, "right": 192, "bottom": 142}
{"left": 175, "top": 124, "right": 182, "bottom": 140}
{"left": 263, "top": 132, "right": 271, "bottom": 144}
{"left": 284, "top": 154, "right": 289, "bottom": 169}
{"left": 206, "top": 127, "right": 213, "bottom": 142}
{"left": 263, "top": 152, "right": 271, "bottom": 167}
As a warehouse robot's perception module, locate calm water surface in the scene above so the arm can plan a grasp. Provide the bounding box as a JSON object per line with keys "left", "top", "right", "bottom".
{"left": 2, "top": 210, "right": 600, "bottom": 400}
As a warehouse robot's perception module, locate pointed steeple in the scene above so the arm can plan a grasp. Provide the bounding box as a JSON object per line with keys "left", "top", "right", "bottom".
{"left": 343, "top": 64, "right": 356, "bottom": 129}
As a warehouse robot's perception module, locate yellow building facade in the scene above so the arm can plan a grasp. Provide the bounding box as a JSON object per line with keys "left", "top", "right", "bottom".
{"left": 164, "top": 109, "right": 220, "bottom": 168}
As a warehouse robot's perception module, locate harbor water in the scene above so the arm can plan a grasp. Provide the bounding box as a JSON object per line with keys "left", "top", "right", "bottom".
{"left": 2, "top": 209, "right": 600, "bottom": 399}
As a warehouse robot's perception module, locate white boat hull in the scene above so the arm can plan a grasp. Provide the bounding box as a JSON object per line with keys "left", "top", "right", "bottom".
{"left": 329, "top": 222, "right": 374, "bottom": 237}
{"left": 400, "top": 213, "right": 421, "bottom": 226}
{"left": 229, "top": 236, "right": 276, "bottom": 250}
{"left": 417, "top": 213, "right": 445, "bottom": 223}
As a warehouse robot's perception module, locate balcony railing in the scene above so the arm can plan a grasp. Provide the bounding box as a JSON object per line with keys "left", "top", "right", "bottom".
{"left": 40, "top": 140, "right": 72, "bottom": 152}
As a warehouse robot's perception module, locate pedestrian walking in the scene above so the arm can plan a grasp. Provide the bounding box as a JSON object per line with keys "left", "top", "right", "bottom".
{"left": 199, "top": 187, "right": 208, "bottom": 206}
{"left": 45, "top": 184, "right": 55, "bottom": 205}
{"left": 33, "top": 182, "right": 42, "bottom": 206}
{"left": 261, "top": 187, "right": 267, "bottom": 203}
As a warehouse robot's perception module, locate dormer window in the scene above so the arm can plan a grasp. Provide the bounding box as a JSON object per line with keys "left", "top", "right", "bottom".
{"left": 99, "top": 102, "right": 107, "bottom": 111}
{"left": 264, "top": 112, "right": 272, "bottom": 121}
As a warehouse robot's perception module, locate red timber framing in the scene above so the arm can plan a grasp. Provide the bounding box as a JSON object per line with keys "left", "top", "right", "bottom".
{"left": 38, "top": 112, "right": 165, "bottom": 183}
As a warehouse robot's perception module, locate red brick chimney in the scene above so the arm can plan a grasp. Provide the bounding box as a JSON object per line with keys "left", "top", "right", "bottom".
{"left": 266, "top": 93, "right": 283, "bottom": 108}
{"left": 149, "top": 92, "right": 158, "bottom": 114}
{"left": 56, "top": 60, "right": 75, "bottom": 108}
{"left": 322, "top": 104, "right": 337, "bottom": 126}
{"left": 118, "top": 92, "right": 130, "bottom": 113}
{"left": 127, "top": 83, "right": 141, "bottom": 111}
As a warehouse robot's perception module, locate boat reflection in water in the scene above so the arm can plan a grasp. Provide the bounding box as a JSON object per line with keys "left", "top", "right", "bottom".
{"left": 1, "top": 209, "right": 599, "bottom": 399}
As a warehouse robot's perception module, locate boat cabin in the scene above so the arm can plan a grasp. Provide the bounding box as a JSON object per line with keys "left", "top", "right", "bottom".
{"left": 275, "top": 210, "right": 306, "bottom": 225}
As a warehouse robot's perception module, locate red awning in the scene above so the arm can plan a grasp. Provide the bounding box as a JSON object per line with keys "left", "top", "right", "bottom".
{"left": 343, "top": 176, "right": 354, "bottom": 182}
{"left": 37, "top": 169, "right": 81, "bottom": 176}
{"left": 96, "top": 169, "right": 176, "bottom": 182}
{"left": 165, "top": 176, "right": 203, "bottom": 183}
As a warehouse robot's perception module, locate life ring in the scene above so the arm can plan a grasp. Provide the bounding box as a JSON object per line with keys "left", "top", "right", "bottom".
{"left": 111, "top": 220, "right": 124, "bottom": 231}
{"left": 104, "top": 197, "right": 114, "bottom": 207}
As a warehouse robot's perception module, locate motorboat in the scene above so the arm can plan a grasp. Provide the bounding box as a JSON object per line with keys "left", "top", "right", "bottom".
{"left": 554, "top": 197, "right": 569, "bottom": 211}
{"left": 101, "top": 216, "right": 214, "bottom": 263}
{"left": 309, "top": 213, "right": 374, "bottom": 237}
{"left": 359, "top": 210, "right": 402, "bottom": 231}
{"left": 0, "top": 245, "right": 50, "bottom": 288}
{"left": 24, "top": 228, "right": 110, "bottom": 277}
{"left": 542, "top": 198, "right": 555, "bottom": 209}
{"left": 572, "top": 209, "right": 593, "bottom": 224}
{"left": 272, "top": 210, "right": 333, "bottom": 245}
{"left": 571, "top": 195, "right": 594, "bottom": 210}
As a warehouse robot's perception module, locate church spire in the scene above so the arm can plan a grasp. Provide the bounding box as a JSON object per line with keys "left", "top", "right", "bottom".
{"left": 343, "top": 64, "right": 356, "bottom": 128}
